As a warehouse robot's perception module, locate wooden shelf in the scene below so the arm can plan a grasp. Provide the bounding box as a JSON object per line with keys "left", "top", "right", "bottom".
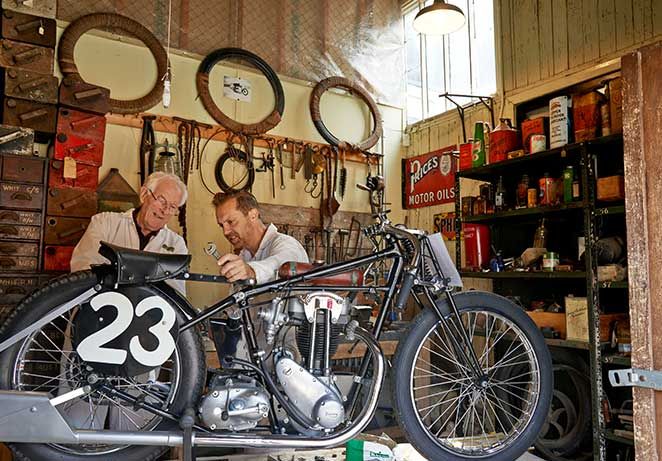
{"left": 462, "top": 201, "right": 585, "bottom": 223}
{"left": 602, "top": 354, "right": 631, "bottom": 366}
{"left": 460, "top": 271, "right": 587, "bottom": 279}
{"left": 599, "top": 280, "right": 628, "bottom": 289}
{"left": 604, "top": 428, "right": 634, "bottom": 446}
{"left": 545, "top": 338, "right": 590, "bottom": 350}
{"left": 594, "top": 205, "right": 625, "bottom": 216}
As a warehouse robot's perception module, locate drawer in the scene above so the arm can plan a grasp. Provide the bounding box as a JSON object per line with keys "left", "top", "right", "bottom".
{"left": 1, "top": 10, "right": 56, "bottom": 48}
{"left": 47, "top": 187, "right": 97, "bottom": 218}
{"left": 0, "top": 123, "right": 33, "bottom": 155}
{"left": 2, "top": 0, "right": 56, "bottom": 19}
{"left": 2, "top": 97, "right": 56, "bottom": 134}
{"left": 0, "top": 181, "right": 43, "bottom": 209}
{"left": 1, "top": 67, "right": 58, "bottom": 104}
{"left": 48, "top": 159, "right": 99, "bottom": 191}
{"left": 0, "top": 240, "right": 38, "bottom": 256}
{"left": 43, "top": 245, "right": 74, "bottom": 272}
{"left": 54, "top": 132, "right": 104, "bottom": 166}
{"left": 56, "top": 107, "right": 106, "bottom": 142}
{"left": 59, "top": 76, "right": 110, "bottom": 115}
{"left": 0, "top": 274, "right": 41, "bottom": 304}
{"left": 44, "top": 215, "right": 89, "bottom": 245}
{"left": 0, "top": 254, "right": 37, "bottom": 271}
{"left": 0, "top": 223, "right": 39, "bottom": 240}
{"left": 1, "top": 154, "right": 43, "bottom": 183}
{"left": 0, "top": 209, "right": 40, "bottom": 225}
{"left": 0, "top": 39, "right": 53, "bottom": 73}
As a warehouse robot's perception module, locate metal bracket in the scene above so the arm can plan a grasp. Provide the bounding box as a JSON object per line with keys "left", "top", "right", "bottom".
{"left": 440, "top": 92, "right": 495, "bottom": 143}
{"left": 609, "top": 368, "right": 662, "bottom": 390}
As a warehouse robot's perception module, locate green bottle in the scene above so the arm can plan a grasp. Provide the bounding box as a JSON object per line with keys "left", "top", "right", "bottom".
{"left": 563, "top": 166, "right": 573, "bottom": 203}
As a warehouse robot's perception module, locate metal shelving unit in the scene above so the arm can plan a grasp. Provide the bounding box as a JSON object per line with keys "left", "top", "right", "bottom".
{"left": 455, "top": 133, "right": 629, "bottom": 461}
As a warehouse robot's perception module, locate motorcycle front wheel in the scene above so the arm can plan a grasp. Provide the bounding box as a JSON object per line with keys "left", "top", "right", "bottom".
{"left": 0, "top": 271, "right": 205, "bottom": 461}
{"left": 392, "top": 291, "right": 553, "bottom": 461}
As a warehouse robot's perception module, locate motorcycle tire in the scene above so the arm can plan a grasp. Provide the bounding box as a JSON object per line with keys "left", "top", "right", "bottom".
{"left": 392, "top": 291, "right": 553, "bottom": 461}
{"left": 0, "top": 271, "right": 205, "bottom": 461}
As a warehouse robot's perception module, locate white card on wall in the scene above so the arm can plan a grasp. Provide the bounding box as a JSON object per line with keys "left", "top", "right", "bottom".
{"left": 223, "top": 76, "right": 251, "bottom": 102}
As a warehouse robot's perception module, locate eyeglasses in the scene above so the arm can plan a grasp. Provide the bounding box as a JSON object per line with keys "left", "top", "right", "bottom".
{"left": 147, "top": 188, "right": 180, "bottom": 216}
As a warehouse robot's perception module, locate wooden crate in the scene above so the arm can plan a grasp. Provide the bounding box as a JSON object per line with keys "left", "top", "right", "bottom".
{"left": 527, "top": 311, "right": 566, "bottom": 339}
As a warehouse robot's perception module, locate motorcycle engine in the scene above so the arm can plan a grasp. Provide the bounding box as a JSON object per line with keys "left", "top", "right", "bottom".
{"left": 199, "top": 373, "right": 270, "bottom": 431}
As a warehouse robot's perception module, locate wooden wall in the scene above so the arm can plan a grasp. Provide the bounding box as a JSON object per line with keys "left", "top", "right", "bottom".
{"left": 499, "top": 0, "right": 662, "bottom": 93}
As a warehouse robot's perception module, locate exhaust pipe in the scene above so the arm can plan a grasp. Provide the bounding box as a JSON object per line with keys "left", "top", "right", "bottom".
{"left": 0, "top": 327, "right": 384, "bottom": 449}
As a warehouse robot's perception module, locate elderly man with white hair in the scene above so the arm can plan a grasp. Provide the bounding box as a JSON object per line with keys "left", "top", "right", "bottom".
{"left": 70, "top": 171, "right": 189, "bottom": 293}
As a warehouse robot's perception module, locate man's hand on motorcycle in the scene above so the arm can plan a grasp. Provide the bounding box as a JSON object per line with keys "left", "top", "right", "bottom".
{"left": 217, "top": 254, "right": 256, "bottom": 282}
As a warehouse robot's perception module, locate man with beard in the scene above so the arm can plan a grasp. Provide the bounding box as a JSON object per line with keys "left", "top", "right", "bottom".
{"left": 213, "top": 190, "right": 308, "bottom": 283}
{"left": 70, "top": 171, "right": 188, "bottom": 293}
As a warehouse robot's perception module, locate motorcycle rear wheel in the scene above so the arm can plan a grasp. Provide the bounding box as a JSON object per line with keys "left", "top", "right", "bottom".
{"left": 0, "top": 271, "right": 205, "bottom": 461}
{"left": 392, "top": 291, "right": 553, "bottom": 461}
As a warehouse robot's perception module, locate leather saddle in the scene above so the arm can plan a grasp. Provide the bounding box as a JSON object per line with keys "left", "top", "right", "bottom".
{"left": 98, "top": 241, "right": 190, "bottom": 285}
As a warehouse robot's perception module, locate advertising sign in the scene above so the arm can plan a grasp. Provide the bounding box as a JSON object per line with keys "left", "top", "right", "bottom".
{"left": 402, "top": 146, "right": 457, "bottom": 209}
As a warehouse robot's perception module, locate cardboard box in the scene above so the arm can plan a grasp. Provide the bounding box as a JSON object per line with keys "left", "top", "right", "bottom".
{"left": 573, "top": 91, "right": 602, "bottom": 142}
{"left": 528, "top": 311, "right": 566, "bottom": 339}
{"left": 597, "top": 175, "right": 625, "bottom": 201}
{"left": 565, "top": 296, "right": 628, "bottom": 342}
{"left": 608, "top": 77, "right": 623, "bottom": 134}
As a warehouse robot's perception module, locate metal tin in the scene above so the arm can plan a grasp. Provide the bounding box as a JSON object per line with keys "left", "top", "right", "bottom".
{"left": 527, "top": 188, "right": 537, "bottom": 208}
{"left": 0, "top": 39, "right": 53, "bottom": 73}
{"left": 0, "top": 123, "right": 33, "bottom": 155}
{"left": 542, "top": 251, "right": 559, "bottom": 271}
{"left": 530, "top": 134, "right": 547, "bottom": 153}
{"left": 1, "top": 10, "right": 56, "bottom": 47}
{"left": 549, "top": 96, "right": 571, "bottom": 149}
{"left": 538, "top": 175, "right": 555, "bottom": 206}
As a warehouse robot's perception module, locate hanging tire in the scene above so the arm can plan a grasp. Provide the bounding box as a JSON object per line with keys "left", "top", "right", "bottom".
{"left": 0, "top": 271, "right": 205, "bottom": 461}
{"left": 392, "top": 291, "right": 553, "bottom": 461}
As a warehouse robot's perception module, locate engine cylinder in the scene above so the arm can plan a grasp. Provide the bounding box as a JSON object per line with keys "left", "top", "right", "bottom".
{"left": 296, "top": 317, "right": 342, "bottom": 369}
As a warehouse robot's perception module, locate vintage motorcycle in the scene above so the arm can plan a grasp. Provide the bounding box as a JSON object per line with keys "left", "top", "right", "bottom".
{"left": 0, "top": 179, "right": 552, "bottom": 461}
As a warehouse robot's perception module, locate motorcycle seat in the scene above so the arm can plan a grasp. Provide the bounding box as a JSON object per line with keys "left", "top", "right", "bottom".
{"left": 278, "top": 261, "right": 364, "bottom": 286}
{"left": 98, "top": 241, "right": 191, "bottom": 285}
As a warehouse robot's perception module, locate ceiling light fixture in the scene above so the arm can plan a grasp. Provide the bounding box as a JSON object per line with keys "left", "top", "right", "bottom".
{"left": 413, "top": 0, "right": 466, "bottom": 35}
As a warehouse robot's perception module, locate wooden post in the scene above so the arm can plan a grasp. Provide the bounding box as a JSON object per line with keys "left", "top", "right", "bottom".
{"left": 622, "top": 40, "right": 662, "bottom": 460}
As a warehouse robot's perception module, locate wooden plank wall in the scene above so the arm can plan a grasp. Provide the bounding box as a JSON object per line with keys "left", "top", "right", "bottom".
{"left": 499, "top": 0, "right": 662, "bottom": 93}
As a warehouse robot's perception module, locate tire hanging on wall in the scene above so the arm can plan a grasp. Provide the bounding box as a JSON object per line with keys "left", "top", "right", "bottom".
{"left": 214, "top": 147, "right": 255, "bottom": 193}
{"left": 196, "top": 48, "right": 285, "bottom": 135}
{"left": 58, "top": 13, "right": 168, "bottom": 114}
{"left": 309, "top": 76, "right": 383, "bottom": 151}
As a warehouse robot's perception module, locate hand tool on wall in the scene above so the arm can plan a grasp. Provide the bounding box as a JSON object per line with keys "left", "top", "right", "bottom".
{"left": 139, "top": 114, "right": 156, "bottom": 183}
{"left": 323, "top": 227, "right": 334, "bottom": 263}
{"left": 275, "top": 140, "right": 286, "bottom": 190}
{"left": 345, "top": 216, "right": 362, "bottom": 257}
{"left": 337, "top": 228, "right": 349, "bottom": 261}
{"left": 339, "top": 148, "right": 347, "bottom": 199}
{"left": 304, "top": 233, "right": 313, "bottom": 261}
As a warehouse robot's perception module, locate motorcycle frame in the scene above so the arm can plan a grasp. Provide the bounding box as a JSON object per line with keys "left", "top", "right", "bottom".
{"left": 0, "top": 234, "right": 484, "bottom": 449}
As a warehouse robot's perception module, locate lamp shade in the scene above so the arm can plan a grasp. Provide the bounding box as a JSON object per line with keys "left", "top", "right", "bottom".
{"left": 413, "top": 0, "right": 466, "bottom": 35}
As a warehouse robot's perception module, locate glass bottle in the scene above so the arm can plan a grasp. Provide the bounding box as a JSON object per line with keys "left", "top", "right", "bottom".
{"left": 517, "top": 174, "right": 529, "bottom": 208}
{"left": 563, "top": 166, "right": 574, "bottom": 203}
{"left": 572, "top": 168, "right": 581, "bottom": 201}
{"left": 495, "top": 176, "right": 506, "bottom": 211}
{"left": 533, "top": 218, "right": 548, "bottom": 249}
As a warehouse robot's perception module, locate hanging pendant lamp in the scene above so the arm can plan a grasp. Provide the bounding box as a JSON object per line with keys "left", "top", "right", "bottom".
{"left": 413, "top": 0, "right": 466, "bottom": 35}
